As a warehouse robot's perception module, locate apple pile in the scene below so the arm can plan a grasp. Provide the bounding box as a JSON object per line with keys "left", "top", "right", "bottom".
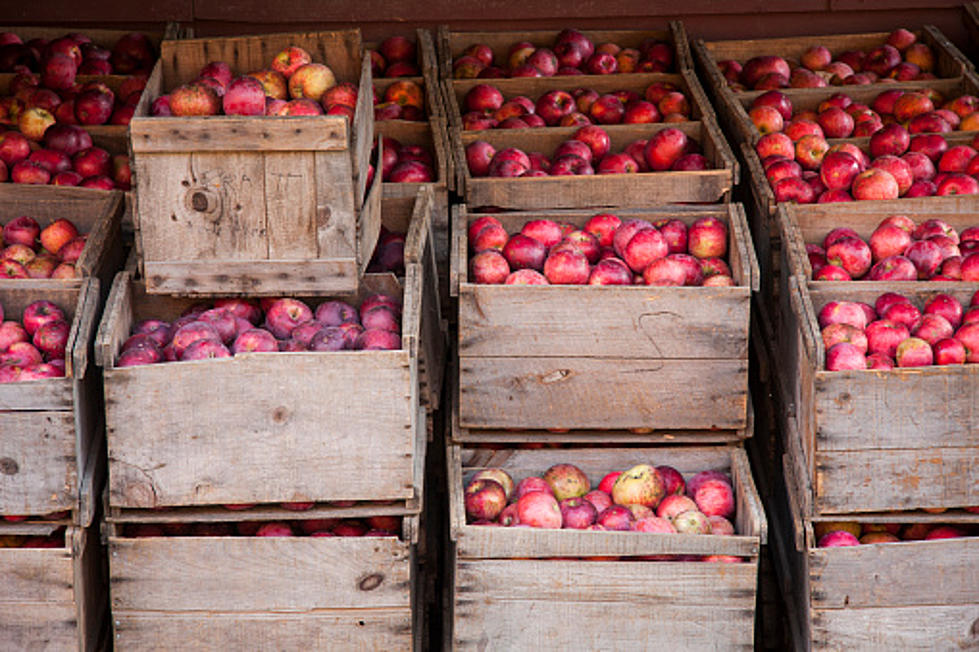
{"left": 114, "top": 294, "right": 403, "bottom": 368}
{"left": 0, "top": 31, "right": 155, "bottom": 75}
{"left": 2, "top": 71, "right": 148, "bottom": 133}
{"left": 453, "top": 29, "right": 674, "bottom": 79}
{"left": 373, "top": 80, "right": 426, "bottom": 121}
{"left": 461, "top": 81, "right": 691, "bottom": 131}
{"left": 0, "top": 527, "right": 66, "bottom": 549}
{"left": 124, "top": 515, "right": 402, "bottom": 538}
{"left": 807, "top": 216, "right": 979, "bottom": 281}
{"left": 0, "top": 299, "right": 71, "bottom": 382}
{"left": 1, "top": 216, "right": 86, "bottom": 279}
{"left": 467, "top": 125, "right": 712, "bottom": 179}
{"left": 366, "top": 226, "right": 406, "bottom": 274}
{"left": 465, "top": 463, "right": 740, "bottom": 558}
{"left": 818, "top": 290, "right": 979, "bottom": 370}
{"left": 369, "top": 36, "right": 420, "bottom": 78}
{"left": 751, "top": 88, "right": 979, "bottom": 140}
{"left": 153, "top": 45, "right": 350, "bottom": 118}
{"left": 0, "top": 123, "right": 130, "bottom": 189}
{"left": 817, "top": 517, "right": 978, "bottom": 547}
{"left": 469, "top": 212, "right": 732, "bottom": 286}
{"left": 719, "top": 28, "right": 938, "bottom": 91}
{"left": 759, "top": 128, "right": 979, "bottom": 203}
{"left": 377, "top": 136, "right": 436, "bottom": 182}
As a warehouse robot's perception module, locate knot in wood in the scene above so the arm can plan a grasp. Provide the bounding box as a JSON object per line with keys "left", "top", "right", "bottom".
{"left": 358, "top": 573, "right": 384, "bottom": 591}
{"left": 0, "top": 457, "right": 19, "bottom": 475}
{"left": 540, "top": 369, "right": 571, "bottom": 384}
{"left": 184, "top": 187, "right": 220, "bottom": 216}
{"left": 271, "top": 406, "right": 290, "bottom": 424}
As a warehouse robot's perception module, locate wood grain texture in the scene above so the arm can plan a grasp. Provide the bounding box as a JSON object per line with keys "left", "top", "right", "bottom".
{"left": 458, "top": 357, "right": 747, "bottom": 430}
{"left": 0, "top": 412, "right": 77, "bottom": 516}
{"left": 458, "top": 285, "right": 749, "bottom": 358}
{"left": 811, "top": 605, "right": 979, "bottom": 650}
{"left": 809, "top": 536, "right": 979, "bottom": 609}
{"left": 314, "top": 150, "right": 357, "bottom": 261}
{"left": 264, "top": 152, "right": 318, "bottom": 259}
{"left": 0, "top": 604, "right": 82, "bottom": 652}
{"left": 814, "top": 447, "right": 979, "bottom": 514}
{"left": 109, "top": 536, "right": 411, "bottom": 611}
{"left": 143, "top": 259, "right": 360, "bottom": 296}
{"left": 453, "top": 560, "right": 755, "bottom": 650}
{"left": 0, "top": 544, "right": 74, "bottom": 603}
{"left": 111, "top": 611, "right": 413, "bottom": 651}
{"left": 131, "top": 116, "right": 349, "bottom": 153}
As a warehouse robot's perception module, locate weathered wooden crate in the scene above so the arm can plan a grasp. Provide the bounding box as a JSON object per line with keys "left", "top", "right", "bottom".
{"left": 95, "top": 188, "right": 443, "bottom": 511}
{"left": 693, "top": 26, "right": 972, "bottom": 147}
{"left": 777, "top": 274, "right": 979, "bottom": 516}
{"left": 0, "top": 522, "right": 108, "bottom": 652}
{"left": 130, "top": 30, "right": 379, "bottom": 296}
{"left": 724, "top": 71, "right": 979, "bottom": 148}
{"left": 767, "top": 417, "right": 979, "bottom": 651}
{"left": 437, "top": 23, "right": 694, "bottom": 80}
{"left": 105, "top": 511, "right": 421, "bottom": 650}
{"left": 446, "top": 443, "right": 767, "bottom": 650}
{"left": 0, "top": 186, "right": 124, "bottom": 286}
{"left": 452, "top": 118, "right": 737, "bottom": 209}
{"left": 0, "top": 279, "right": 105, "bottom": 526}
{"left": 968, "top": 3, "right": 979, "bottom": 52}
{"left": 443, "top": 68, "right": 718, "bottom": 134}
{"left": 450, "top": 203, "right": 758, "bottom": 434}
{"left": 777, "top": 197, "right": 979, "bottom": 287}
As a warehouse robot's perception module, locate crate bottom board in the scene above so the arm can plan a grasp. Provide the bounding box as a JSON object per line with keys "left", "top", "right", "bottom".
{"left": 451, "top": 559, "right": 757, "bottom": 650}
{"left": 111, "top": 611, "right": 414, "bottom": 651}
{"left": 0, "top": 604, "right": 86, "bottom": 650}
{"left": 810, "top": 605, "right": 979, "bottom": 650}
{"left": 458, "top": 357, "right": 748, "bottom": 431}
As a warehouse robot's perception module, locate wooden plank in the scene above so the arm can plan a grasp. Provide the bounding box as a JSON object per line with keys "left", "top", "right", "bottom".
{"left": 0, "top": 545, "right": 75, "bottom": 603}
{"left": 138, "top": 151, "right": 268, "bottom": 261}
{"left": 113, "top": 611, "right": 412, "bottom": 651}
{"left": 454, "top": 565, "right": 755, "bottom": 650}
{"left": 143, "top": 259, "right": 360, "bottom": 296}
{"left": 105, "top": 352, "right": 415, "bottom": 507}
{"left": 108, "top": 536, "right": 411, "bottom": 612}
{"left": 264, "top": 152, "right": 318, "bottom": 259}
{"left": 809, "top": 537, "right": 979, "bottom": 609}
{"left": 0, "top": 603, "right": 82, "bottom": 651}
{"left": 352, "top": 54, "right": 375, "bottom": 210}
{"left": 458, "top": 357, "right": 748, "bottom": 430}
{"left": 0, "top": 412, "right": 77, "bottom": 517}
{"left": 457, "top": 558, "right": 757, "bottom": 605}
{"left": 74, "top": 524, "right": 108, "bottom": 652}
{"left": 458, "top": 285, "right": 749, "bottom": 359}
{"left": 313, "top": 150, "right": 358, "bottom": 261}
{"left": 814, "top": 447, "right": 979, "bottom": 514}
{"left": 357, "top": 146, "right": 384, "bottom": 276}
{"left": 811, "top": 604, "right": 979, "bottom": 650}
{"left": 130, "top": 116, "right": 349, "bottom": 153}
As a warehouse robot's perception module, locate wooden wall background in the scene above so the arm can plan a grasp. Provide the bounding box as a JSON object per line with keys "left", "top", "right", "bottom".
{"left": 0, "top": 1, "right": 972, "bottom": 54}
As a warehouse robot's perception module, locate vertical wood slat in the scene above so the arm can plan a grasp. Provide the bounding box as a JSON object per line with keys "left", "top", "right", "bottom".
{"left": 265, "top": 152, "right": 317, "bottom": 259}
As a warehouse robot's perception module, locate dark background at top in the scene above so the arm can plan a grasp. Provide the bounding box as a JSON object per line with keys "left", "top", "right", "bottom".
{"left": 0, "top": 1, "right": 972, "bottom": 53}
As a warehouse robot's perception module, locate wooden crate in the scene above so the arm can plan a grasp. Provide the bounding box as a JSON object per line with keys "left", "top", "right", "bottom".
{"left": 777, "top": 274, "right": 979, "bottom": 516}
{"left": 437, "top": 23, "right": 694, "bottom": 80}
{"left": 0, "top": 279, "right": 104, "bottom": 525}
{"left": 693, "top": 26, "right": 972, "bottom": 146}
{"left": 443, "top": 68, "right": 718, "bottom": 134}
{"left": 777, "top": 197, "right": 979, "bottom": 286}
{"left": 450, "top": 203, "right": 758, "bottom": 433}
{"left": 0, "top": 186, "right": 124, "bottom": 286}
{"left": 95, "top": 188, "right": 443, "bottom": 511}
{"left": 452, "top": 118, "right": 737, "bottom": 209}
{"left": 105, "top": 511, "right": 421, "bottom": 650}
{"left": 968, "top": 3, "right": 979, "bottom": 52}
{"left": 724, "top": 71, "right": 979, "bottom": 148}
{"left": 0, "top": 522, "right": 108, "bottom": 652}
{"left": 768, "top": 423, "right": 979, "bottom": 651}
{"left": 130, "top": 30, "right": 379, "bottom": 297}
{"left": 446, "top": 443, "right": 767, "bottom": 650}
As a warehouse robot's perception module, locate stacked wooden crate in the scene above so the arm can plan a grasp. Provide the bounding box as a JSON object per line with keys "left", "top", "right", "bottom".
{"left": 692, "top": 26, "right": 974, "bottom": 329}
{"left": 0, "top": 192, "right": 125, "bottom": 650}
{"left": 439, "top": 25, "right": 769, "bottom": 650}
{"left": 99, "top": 29, "right": 445, "bottom": 649}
